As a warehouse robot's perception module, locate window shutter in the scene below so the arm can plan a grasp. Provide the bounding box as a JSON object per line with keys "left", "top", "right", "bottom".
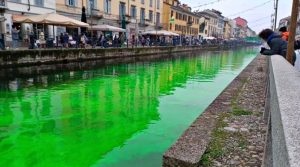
{"left": 104, "top": 0, "right": 107, "bottom": 12}
{"left": 108, "top": 0, "right": 111, "bottom": 14}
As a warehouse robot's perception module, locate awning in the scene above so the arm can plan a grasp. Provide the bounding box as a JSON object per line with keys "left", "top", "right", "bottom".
{"left": 13, "top": 13, "right": 89, "bottom": 27}
{"left": 88, "top": 24, "right": 126, "bottom": 32}
{"left": 142, "top": 30, "right": 179, "bottom": 36}
{"left": 203, "top": 36, "right": 216, "bottom": 40}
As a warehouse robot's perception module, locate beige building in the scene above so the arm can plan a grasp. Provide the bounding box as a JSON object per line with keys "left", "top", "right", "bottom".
{"left": 196, "top": 10, "right": 219, "bottom": 37}
{"left": 223, "top": 18, "right": 233, "bottom": 39}
{"left": 198, "top": 15, "right": 210, "bottom": 38}
{"left": 163, "top": 0, "right": 200, "bottom": 37}
{"left": 56, "top": 0, "right": 163, "bottom": 38}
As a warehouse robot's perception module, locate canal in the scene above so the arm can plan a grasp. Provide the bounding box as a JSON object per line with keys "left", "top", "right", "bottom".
{"left": 0, "top": 47, "right": 257, "bottom": 167}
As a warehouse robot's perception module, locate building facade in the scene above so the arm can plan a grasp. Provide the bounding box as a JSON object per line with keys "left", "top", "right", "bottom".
{"left": 246, "top": 26, "right": 256, "bottom": 37}
{"left": 196, "top": 10, "right": 219, "bottom": 38}
{"left": 234, "top": 17, "right": 248, "bottom": 38}
{"left": 211, "top": 9, "right": 224, "bottom": 38}
{"left": 223, "top": 18, "right": 233, "bottom": 39}
{"left": 163, "top": 0, "right": 200, "bottom": 38}
{"left": 56, "top": 0, "right": 163, "bottom": 39}
{"left": 198, "top": 14, "right": 210, "bottom": 38}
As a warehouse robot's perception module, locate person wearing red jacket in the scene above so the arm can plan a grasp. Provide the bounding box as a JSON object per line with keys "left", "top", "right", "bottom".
{"left": 279, "top": 26, "right": 290, "bottom": 41}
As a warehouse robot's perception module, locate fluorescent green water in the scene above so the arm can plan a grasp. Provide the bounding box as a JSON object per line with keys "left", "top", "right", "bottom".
{"left": 0, "top": 48, "right": 257, "bottom": 167}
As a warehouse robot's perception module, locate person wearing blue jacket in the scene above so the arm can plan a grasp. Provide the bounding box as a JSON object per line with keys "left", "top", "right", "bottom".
{"left": 259, "top": 28, "right": 296, "bottom": 65}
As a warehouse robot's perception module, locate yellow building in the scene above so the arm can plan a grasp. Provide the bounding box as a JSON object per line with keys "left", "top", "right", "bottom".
{"left": 56, "top": 0, "right": 163, "bottom": 38}
{"left": 162, "top": 0, "right": 200, "bottom": 37}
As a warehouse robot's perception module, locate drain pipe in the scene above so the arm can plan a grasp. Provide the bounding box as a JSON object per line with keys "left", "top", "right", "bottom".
{"left": 27, "top": 0, "right": 30, "bottom": 11}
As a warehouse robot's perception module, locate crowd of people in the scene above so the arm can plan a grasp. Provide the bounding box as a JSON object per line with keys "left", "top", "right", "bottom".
{"left": 1, "top": 25, "right": 247, "bottom": 50}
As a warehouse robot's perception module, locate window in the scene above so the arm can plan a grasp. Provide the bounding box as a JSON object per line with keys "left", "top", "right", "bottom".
{"left": 141, "top": 0, "right": 144, "bottom": 4}
{"left": 149, "top": 10, "right": 153, "bottom": 22}
{"left": 156, "top": 12, "right": 160, "bottom": 25}
{"left": 140, "top": 8, "right": 145, "bottom": 24}
{"left": 34, "top": 0, "right": 44, "bottom": 6}
{"left": 0, "top": 0, "right": 5, "bottom": 6}
{"left": 150, "top": 0, "right": 153, "bottom": 7}
{"left": 90, "top": 0, "right": 96, "bottom": 9}
{"left": 156, "top": 0, "right": 160, "bottom": 9}
{"left": 104, "top": 0, "right": 111, "bottom": 14}
{"left": 119, "top": 2, "right": 126, "bottom": 17}
{"left": 131, "top": 5, "right": 136, "bottom": 18}
{"left": 67, "top": 0, "right": 76, "bottom": 6}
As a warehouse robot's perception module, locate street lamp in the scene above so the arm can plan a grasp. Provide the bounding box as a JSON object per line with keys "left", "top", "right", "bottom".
{"left": 90, "top": 0, "right": 94, "bottom": 48}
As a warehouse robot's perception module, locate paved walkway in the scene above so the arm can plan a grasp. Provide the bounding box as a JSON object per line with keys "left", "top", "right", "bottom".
{"left": 203, "top": 55, "right": 268, "bottom": 167}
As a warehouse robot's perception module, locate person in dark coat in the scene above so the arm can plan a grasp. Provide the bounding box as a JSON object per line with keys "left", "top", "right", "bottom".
{"left": 258, "top": 28, "right": 296, "bottom": 65}
{"left": 29, "top": 30, "right": 35, "bottom": 49}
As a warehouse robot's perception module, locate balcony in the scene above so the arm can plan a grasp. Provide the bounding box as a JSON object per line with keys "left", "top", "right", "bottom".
{"left": 187, "top": 20, "right": 193, "bottom": 26}
{"left": 90, "top": 9, "right": 103, "bottom": 19}
{"left": 139, "top": 19, "right": 150, "bottom": 27}
{"left": 145, "top": 19, "right": 152, "bottom": 26}
{"left": 118, "top": 14, "right": 131, "bottom": 24}
{"left": 155, "top": 23, "right": 163, "bottom": 30}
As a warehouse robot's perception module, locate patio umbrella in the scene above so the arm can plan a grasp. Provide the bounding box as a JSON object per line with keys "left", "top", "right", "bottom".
{"left": 88, "top": 25, "right": 126, "bottom": 32}
{"left": 142, "top": 30, "right": 179, "bottom": 36}
{"left": 13, "top": 13, "right": 89, "bottom": 27}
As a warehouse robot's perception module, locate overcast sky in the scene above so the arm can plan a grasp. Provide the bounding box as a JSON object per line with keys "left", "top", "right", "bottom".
{"left": 181, "top": 0, "right": 293, "bottom": 33}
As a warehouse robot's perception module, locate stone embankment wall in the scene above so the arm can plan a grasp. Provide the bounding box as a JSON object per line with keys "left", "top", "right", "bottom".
{"left": 0, "top": 45, "right": 252, "bottom": 68}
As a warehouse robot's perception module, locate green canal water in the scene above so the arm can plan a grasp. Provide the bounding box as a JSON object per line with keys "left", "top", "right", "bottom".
{"left": 0, "top": 48, "right": 257, "bottom": 167}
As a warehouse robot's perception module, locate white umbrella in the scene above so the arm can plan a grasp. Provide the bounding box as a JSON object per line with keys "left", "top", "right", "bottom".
{"left": 142, "top": 30, "right": 179, "bottom": 36}
{"left": 13, "top": 13, "right": 89, "bottom": 27}
{"left": 203, "top": 36, "right": 216, "bottom": 40}
{"left": 89, "top": 25, "right": 126, "bottom": 32}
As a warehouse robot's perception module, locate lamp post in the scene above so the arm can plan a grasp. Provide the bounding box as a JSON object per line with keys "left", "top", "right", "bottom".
{"left": 90, "top": 0, "right": 94, "bottom": 48}
{"left": 273, "top": 0, "right": 279, "bottom": 31}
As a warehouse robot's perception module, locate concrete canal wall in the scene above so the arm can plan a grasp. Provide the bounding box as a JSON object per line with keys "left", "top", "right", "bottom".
{"left": 0, "top": 44, "right": 252, "bottom": 68}
{"left": 264, "top": 55, "right": 300, "bottom": 167}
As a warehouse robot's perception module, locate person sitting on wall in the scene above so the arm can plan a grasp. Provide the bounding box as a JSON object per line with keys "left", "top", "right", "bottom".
{"left": 258, "top": 28, "right": 296, "bottom": 65}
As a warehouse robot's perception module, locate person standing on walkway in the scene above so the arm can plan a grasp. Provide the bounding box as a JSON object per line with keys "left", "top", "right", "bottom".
{"left": 63, "top": 32, "right": 69, "bottom": 48}
{"left": 29, "top": 30, "right": 35, "bottom": 49}
{"left": 259, "top": 28, "right": 296, "bottom": 65}
{"left": 39, "top": 31, "right": 46, "bottom": 48}
{"left": 11, "top": 26, "right": 20, "bottom": 49}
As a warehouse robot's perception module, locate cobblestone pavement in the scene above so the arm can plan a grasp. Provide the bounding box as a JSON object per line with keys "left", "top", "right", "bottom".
{"left": 205, "top": 56, "right": 268, "bottom": 167}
